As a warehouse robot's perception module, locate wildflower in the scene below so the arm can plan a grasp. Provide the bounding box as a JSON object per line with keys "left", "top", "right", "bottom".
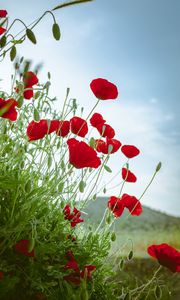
{"left": 95, "top": 138, "right": 121, "bottom": 154}
{"left": 121, "top": 194, "right": 142, "bottom": 216}
{"left": 0, "top": 10, "right": 8, "bottom": 18}
{"left": 121, "top": 145, "right": 140, "bottom": 158}
{"left": 122, "top": 167, "right": 137, "bottom": 182}
{"left": 56, "top": 120, "right": 70, "bottom": 137}
{"left": 67, "top": 138, "right": 101, "bottom": 169}
{"left": 0, "top": 98, "right": 18, "bottom": 121}
{"left": 26, "top": 120, "right": 49, "bottom": 141}
{"left": 108, "top": 194, "right": 142, "bottom": 217}
{"left": 96, "top": 123, "right": 115, "bottom": 138}
{"left": 15, "top": 239, "right": 35, "bottom": 257}
{"left": 90, "top": 112, "right": 106, "bottom": 128}
{"left": 70, "top": 116, "right": 88, "bottom": 137}
{"left": 108, "top": 196, "right": 124, "bottom": 218}
{"left": 23, "top": 71, "right": 39, "bottom": 100}
{"left": 63, "top": 204, "right": 84, "bottom": 228}
{"left": 0, "top": 27, "right": 6, "bottom": 35}
{"left": 90, "top": 78, "right": 118, "bottom": 100}
{"left": 147, "top": 244, "right": 180, "bottom": 273}
{"left": 26, "top": 119, "right": 61, "bottom": 141}
{"left": 64, "top": 251, "right": 96, "bottom": 284}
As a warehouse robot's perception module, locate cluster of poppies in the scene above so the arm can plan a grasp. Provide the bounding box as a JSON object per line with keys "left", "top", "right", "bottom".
{"left": 63, "top": 204, "right": 84, "bottom": 228}
{"left": 0, "top": 71, "right": 39, "bottom": 122}
{"left": 0, "top": 9, "right": 7, "bottom": 36}
{"left": 108, "top": 194, "right": 142, "bottom": 217}
{"left": 1, "top": 68, "right": 180, "bottom": 283}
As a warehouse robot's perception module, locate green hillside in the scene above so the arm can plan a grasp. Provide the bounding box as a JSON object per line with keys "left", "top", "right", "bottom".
{"left": 84, "top": 197, "right": 180, "bottom": 257}
{"left": 85, "top": 196, "right": 180, "bottom": 231}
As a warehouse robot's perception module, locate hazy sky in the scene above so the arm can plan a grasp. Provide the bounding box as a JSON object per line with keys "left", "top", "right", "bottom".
{"left": 1, "top": 0, "right": 180, "bottom": 216}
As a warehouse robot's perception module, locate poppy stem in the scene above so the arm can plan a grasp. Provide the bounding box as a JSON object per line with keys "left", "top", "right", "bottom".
{"left": 85, "top": 99, "right": 100, "bottom": 121}
{"left": 131, "top": 266, "right": 162, "bottom": 297}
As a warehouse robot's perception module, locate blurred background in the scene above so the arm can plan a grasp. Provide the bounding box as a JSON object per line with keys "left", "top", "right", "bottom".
{"left": 1, "top": 0, "right": 180, "bottom": 217}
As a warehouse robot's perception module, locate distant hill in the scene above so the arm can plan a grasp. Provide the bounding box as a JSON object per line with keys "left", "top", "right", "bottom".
{"left": 84, "top": 197, "right": 180, "bottom": 257}
{"left": 84, "top": 197, "right": 180, "bottom": 232}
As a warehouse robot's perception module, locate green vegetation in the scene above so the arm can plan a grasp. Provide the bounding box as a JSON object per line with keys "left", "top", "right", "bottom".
{"left": 85, "top": 196, "right": 180, "bottom": 299}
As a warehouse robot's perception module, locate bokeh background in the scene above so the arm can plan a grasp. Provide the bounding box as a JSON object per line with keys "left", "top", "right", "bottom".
{"left": 1, "top": 0, "right": 180, "bottom": 216}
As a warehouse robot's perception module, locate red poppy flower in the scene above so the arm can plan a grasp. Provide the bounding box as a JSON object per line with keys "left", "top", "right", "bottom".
{"left": 64, "top": 251, "right": 79, "bottom": 272}
{"left": 15, "top": 239, "right": 35, "bottom": 257}
{"left": 23, "top": 72, "right": 38, "bottom": 100}
{"left": 26, "top": 119, "right": 60, "bottom": 141}
{"left": 70, "top": 116, "right": 88, "bottom": 138}
{"left": 23, "top": 88, "right": 34, "bottom": 100}
{"left": 96, "top": 123, "right": 115, "bottom": 138}
{"left": 23, "top": 71, "right": 38, "bottom": 87}
{"left": 121, "top": 193, "right": 142, "bottom": 216}
{"left": 90, "top": 78, "right": 118, "bottom": 100}
{"left": 56, "top": 120, "right": 70, "bottom": 137}
{"left": 0, "top": 271, "right": 4, "bottom": 281}
{"left": 96, "top": 138, "right": 121, "bottom": 154}
{"left": 0, "top": 10, "right": 7, "bottom": 18}
{"left": 64, "top": 251, "right": 96, "bottom": 284}
{"left": 122, "top": 167, "right": 137, "bottom": 182}
{"left": 80, "top": 265, "right": 96, "bottom": 280}
{"left": 63, "top": 204, "right": 84, "bottom": 228}
{"left": 64, "top": 273, "right": 81, "bottom": 285}
{"left": 0, "top": 27, "right": 6, "bottom": 35}
{"left": 26, "top": 120, "right": 48, "bottom": 141}
{"left": 0, "top": 98, "right": 18, "bottom": 121}
{"left": 121, "top": 145, "right": 140, "bottom": 159}
{"left": 67, "top": 138, "right": 101, "bottom": 169}
{"left": 108, "top": 196, "right": 124, "bottom": 218}
{"left": 90, "top": 113, "right": 106, "bottom": 128}
{"left": 147, "top": 244, "right": 180, "bottom": 273}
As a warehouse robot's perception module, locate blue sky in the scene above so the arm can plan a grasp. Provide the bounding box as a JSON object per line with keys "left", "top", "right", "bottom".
{"left": 1, "top": 0, "right": 180, "bottom": 216}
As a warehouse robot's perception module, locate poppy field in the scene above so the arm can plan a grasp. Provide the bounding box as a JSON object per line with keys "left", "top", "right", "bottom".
{"left": 0, "top": 1, "right": 180, "bottom": 299}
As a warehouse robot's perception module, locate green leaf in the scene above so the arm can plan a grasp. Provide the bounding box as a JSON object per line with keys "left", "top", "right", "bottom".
{"left": 33, "top": 108, "right": 40, "bottom": 121}
{"left": 10, "top": 46, "right": 16, "bottom": 61}
{"left": 104, "top": 165, "right": 112, "bottom": 173}
{"left": 26, "top": 28, "right": 37, "bottom": 44}
{"left": 52, "top": 23, "right": 61, "bottom": 41}
{"left": 52, "top": 0, "right": 94, "bottom": 11}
